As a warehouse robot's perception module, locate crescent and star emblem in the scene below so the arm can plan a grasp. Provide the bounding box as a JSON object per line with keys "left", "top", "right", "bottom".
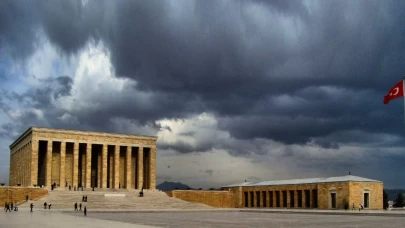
{"left": 390, "top": 87, "right": 399, "bottom": 96}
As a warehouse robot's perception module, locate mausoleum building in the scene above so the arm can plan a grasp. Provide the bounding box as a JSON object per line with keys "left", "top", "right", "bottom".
{"left": 9, "top": 127, "right": 157, "bottom": 189}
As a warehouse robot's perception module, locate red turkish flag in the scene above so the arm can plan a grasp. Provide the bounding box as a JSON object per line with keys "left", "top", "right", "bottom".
{"left": 384, "top": 81, "right": 404, "bottom": 104}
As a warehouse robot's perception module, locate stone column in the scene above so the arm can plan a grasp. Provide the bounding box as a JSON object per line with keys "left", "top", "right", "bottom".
{"left": 149, "top": 147, "right": 156, "bottom": 189}
{"left": 86, "top": 143, "right": 92, "bottom": 188}
{"left": 247, "top": 192, "right": 251, "bottom": 207}
{"left": 109, "top": 153, "right": 113, "bottom": 188}
{"left": 60, "top": 141, "right": 66, "bottom": 187}
{"left": 125, "top": 146, "right": 132, "bottom": 189}
{"left": 114, "top": 145, "right": 120, "bottom": 189}
{"left": 97, "top": 153, "right": 101, "bottom": 188}
{"left": 46, "top": 141, "right": 53, "bottom": 187}
{"left": 31, "top": 140, "right": 37, "bottom": 187}
{"left": 73, "top": 142, "right": 79, "bottom": 188}
{"left": 294, "top": 190, "right": 298, "bottom": 208}
{"left": 102, "top": 144, "right": 107, "bottom": 188}
{"left": 137, "top": 146, "right": 143, "bottom": 189}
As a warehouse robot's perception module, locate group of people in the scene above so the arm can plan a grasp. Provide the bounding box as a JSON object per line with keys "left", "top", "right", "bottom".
{"left": 74, "top": 202, "right": 87, "bottom": 216}
{"left": 43, "top": 202, "right": 52, "bottom": 209}
{"left": 4, "top": 202, "right": 18, "bottom": 212}
{"left": 351, "top": 203, "right": 365, "bottom": 211}
{"left": 82, "top": 195, "right": 88, "bottom": 202}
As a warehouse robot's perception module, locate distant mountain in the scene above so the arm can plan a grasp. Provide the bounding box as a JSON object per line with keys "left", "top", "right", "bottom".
{"left": 385, "top": 189, "right": 405, "bottom": 201}
{"left": 157, "top": 181, "right": 193, "bottom": 191}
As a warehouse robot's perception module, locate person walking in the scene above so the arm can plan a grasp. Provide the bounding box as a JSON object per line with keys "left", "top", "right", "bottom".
{"left": 44, "top": 202, "right": 47, "bottom": 209}
{"left": 5, "top": 203, "right": 11, "bottom": 212}
{"left": 48, "top": 202, "right": 51, "bottom": 209}
{"left": 74, "top": 202, "right": 78, "bottom": 211}
{"left": 79, "top": 203, "right": 82, "bottom": 211}
{"left": 30, "top": 203, "right": 34, "bottom": 212}
{"left": 84, "top": 206, "right": 87, "bottom": 216}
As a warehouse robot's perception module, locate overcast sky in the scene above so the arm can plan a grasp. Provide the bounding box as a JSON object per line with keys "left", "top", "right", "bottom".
{"left": 1, "top": 0, "right": 405, "bottom": 189}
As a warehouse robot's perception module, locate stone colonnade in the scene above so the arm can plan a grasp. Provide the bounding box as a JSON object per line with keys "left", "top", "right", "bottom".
{"left": 243, "top": 189, "right": 318, "bottom": 208}
{"left": 31, "top": 139, "right": 155, "bottom": 190}
{"left": 9, "top": 141, "right": 32, "bottom": 187}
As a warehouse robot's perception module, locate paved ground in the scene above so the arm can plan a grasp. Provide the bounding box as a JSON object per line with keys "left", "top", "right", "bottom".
{"left": 71, "top": 210, "right": 405, "bottom": 228}
{"left": 0, "top": 208, "right": 158, "bottom": 228}
{"left": 2, "top": 208, "right": 405, "bottom": 228}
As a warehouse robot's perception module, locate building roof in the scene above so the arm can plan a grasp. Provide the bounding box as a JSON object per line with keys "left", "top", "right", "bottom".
{"left": 9, "top": 126, "right": 158, "bottom": 149}
{"left": 222, "top": 175, "right": 381, "bottom": 188}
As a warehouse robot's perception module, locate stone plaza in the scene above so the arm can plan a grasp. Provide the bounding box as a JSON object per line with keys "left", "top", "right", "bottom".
{"left": 1, "top": 208, "right": 405, "bottom": 228}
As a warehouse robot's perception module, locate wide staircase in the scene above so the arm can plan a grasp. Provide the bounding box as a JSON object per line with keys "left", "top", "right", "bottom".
{"left": 19, "top": 188, "right": 212, "bottom": 210}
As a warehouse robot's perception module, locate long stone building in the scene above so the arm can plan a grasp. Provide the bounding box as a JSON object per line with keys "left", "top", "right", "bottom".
{"left": 9, "top": 127, "right": 157, "bottom": 189}
{"left": 222, "top": 175, "right": 383, "bottom": 209}
{"left": 168, "top": 175, "right": 383, "bottom": 210}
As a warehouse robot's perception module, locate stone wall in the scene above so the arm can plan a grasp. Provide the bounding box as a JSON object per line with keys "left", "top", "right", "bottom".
{"left": 0, "top": 187, "right": 48, "bottom": 205}
{"left": 169, "top": 181, "right": 382, "bottom": 210}
{"left": 167, "top": 190, "right": 235, "bottom": 208}
{"left": 317, "top": 182, "right": 350, "bottom": 209}
{"left": 349, "top": 182, "right": 383, "bottom": 209}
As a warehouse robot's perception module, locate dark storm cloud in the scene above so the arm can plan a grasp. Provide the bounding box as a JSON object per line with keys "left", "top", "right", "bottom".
{"left": 2, "top": 0, "right": 405, "bottom": 151}
{"left": 158, "top": 139, "right": 213, "bottom": 154}
{"left": 0, "top": 0, "right": 40, "bottom": 58}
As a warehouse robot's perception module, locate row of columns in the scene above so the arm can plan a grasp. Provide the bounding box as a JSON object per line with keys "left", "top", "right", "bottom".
{"left": 9, "top": 141, "right": 32, "bottom": 186}
{"left": 243, "top": 189, "right": 318, "bottom": 208}
{"left": 34, "top": 140, "right": 154, "bottom": 189}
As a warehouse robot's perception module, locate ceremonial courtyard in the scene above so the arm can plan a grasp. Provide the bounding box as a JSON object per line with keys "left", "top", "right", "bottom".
{"left": 6, "top": 127, "right": 383, "bottom": 211}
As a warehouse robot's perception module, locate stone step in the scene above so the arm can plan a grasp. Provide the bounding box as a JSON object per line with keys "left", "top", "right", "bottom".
{"left": 18, "top": 189, "right": 211, "bottom": 210}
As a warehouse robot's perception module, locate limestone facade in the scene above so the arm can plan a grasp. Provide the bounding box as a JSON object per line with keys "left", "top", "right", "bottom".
{"left": 168, "top": 176, "right": 383, "bottom": 210}
{"left": 9, "top": 127, "right": 157, "bottom": 189}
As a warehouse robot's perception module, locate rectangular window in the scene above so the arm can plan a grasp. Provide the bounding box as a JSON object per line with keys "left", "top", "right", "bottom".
{"left": 256, "top": 191, "right": 261, "bottom": 207}
{"left": 297, "top": 190, "right": 302, "bottom": 207}
{"left": 364, "top": 193, "right": 369, "bottom": 208}
{"left": 289, "top": 190, "right": 295, "bottom": 208}
{"left": 282, "top": 191, "right": 287, "bottom": 207}
{"left": 244, "top": 192, "right": 248, "bottom": 207}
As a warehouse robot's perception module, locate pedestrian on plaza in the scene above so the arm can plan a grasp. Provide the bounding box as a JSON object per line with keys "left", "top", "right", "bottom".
{"left": 74, "top": 202, "right": 78, "bottom": 211}
{"left": 48, "top": 202, "right": 51, "bottom": 209}
{"left": 30, "top": 203, "right": 34, "bottom": 212}
{"left": 84, "top": 206, "right": 87, "bottom": 216}
{"left": 79, "top": 203, "right": 82, "bottom": 211}
{"left": 44, "top": 202, "right": 47, "bottom": 209}
{"left": 5, "top": 203, "right": 11, "bottom": 212}
{"left": 26, "top": 195, "right": 29, "bottom": 202}
{"left": 10, "top": 202, "right": 13, "bottom": 211}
